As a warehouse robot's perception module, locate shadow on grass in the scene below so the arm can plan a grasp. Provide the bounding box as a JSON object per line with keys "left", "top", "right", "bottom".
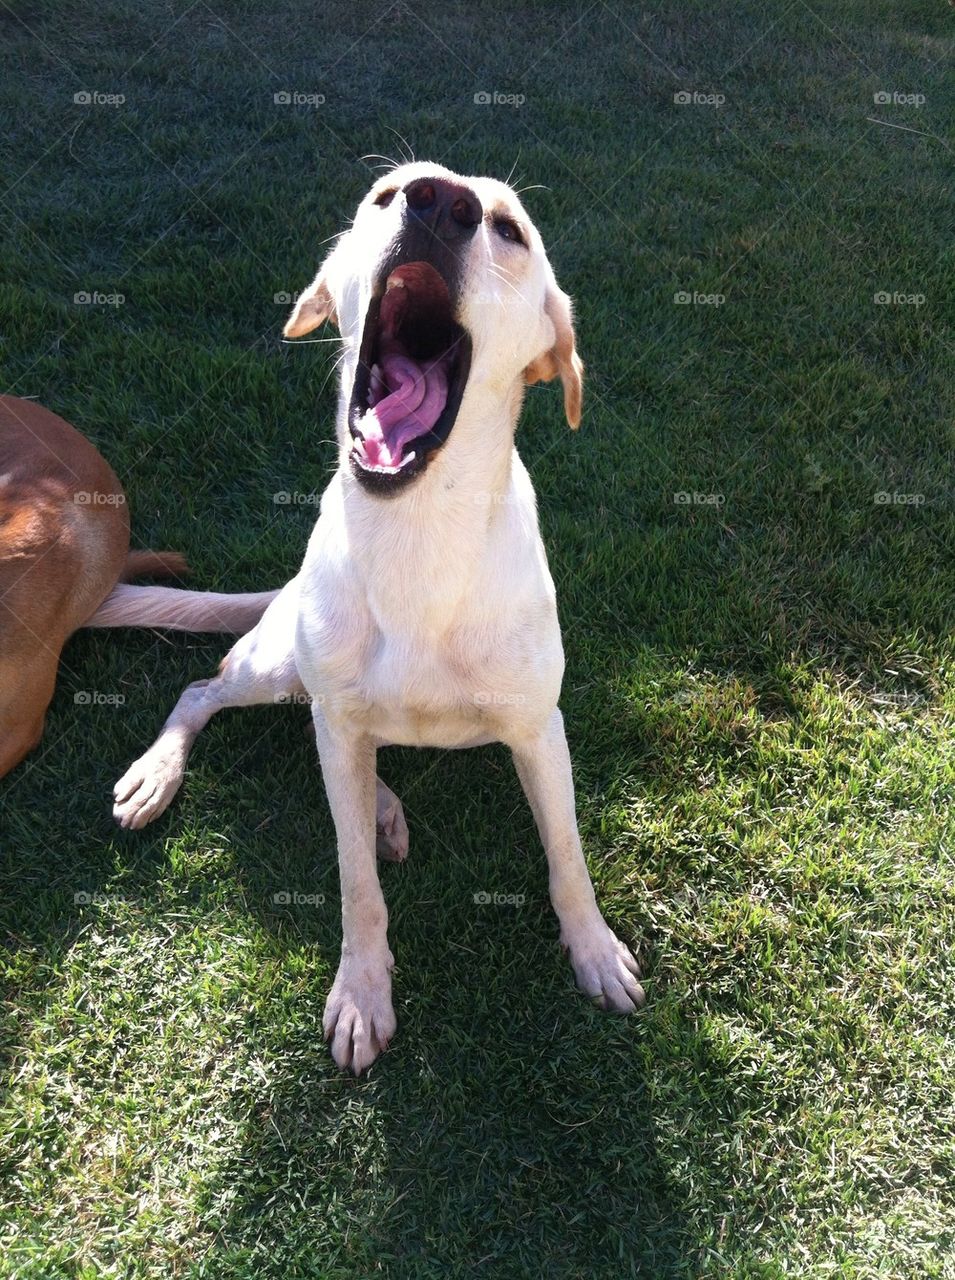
{"left": 0, "top": 465, "right": 949, "bottom": 1278}
{"left": 198, "top": 936, "right": 746, "bottom": 1280}
{"left": 1, "top": 696, "right": 747, "bottom": 1277}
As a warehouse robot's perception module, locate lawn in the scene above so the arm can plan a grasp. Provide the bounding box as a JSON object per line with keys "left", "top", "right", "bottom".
{"left": 1, "top": 1, "right": 953, "bottom": 1276}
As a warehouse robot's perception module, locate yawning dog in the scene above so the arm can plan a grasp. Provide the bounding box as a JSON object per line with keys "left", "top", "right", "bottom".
{"left": 112, "top": 163, "right": 644, "bottom": 1072}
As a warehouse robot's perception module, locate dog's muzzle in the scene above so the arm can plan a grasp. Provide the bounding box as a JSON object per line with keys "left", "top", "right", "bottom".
{"left": 348, "top": 177, "right": 479, "bottom": 495}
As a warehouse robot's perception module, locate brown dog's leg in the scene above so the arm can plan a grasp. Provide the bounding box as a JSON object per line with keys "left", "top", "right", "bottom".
{"left": 0, "top": 641, "right": 60, "bottom": 777}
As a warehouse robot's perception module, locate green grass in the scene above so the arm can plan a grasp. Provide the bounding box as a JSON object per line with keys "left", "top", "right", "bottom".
{"left": 1, "top": 1, "right": 953, "bottom": 1275}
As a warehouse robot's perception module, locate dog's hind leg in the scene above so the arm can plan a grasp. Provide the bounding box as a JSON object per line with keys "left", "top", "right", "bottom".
{"left": 115, "top": 658, "right": 411, "bottom": 852}
{"left": 113, "top": 653, "right": 298, "bottom": 830}
{"left": 0, "top": 643, "right": 60, "bottom": 778}
{"left": 113, "top": 580, "right": 409, "bottom": 853}
{"left": 113, "top": 583, "right": 303, "bottom": 829}
{"left": 374, "top": 777, "right": 409, "bottom": 862}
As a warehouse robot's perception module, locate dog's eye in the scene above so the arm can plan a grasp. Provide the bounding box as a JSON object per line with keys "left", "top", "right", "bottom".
{"left": 493, "top": 216, "right": 525, "bottom": 246}
{"left": 374, "top": 188, "right": 397, "bottom": 208}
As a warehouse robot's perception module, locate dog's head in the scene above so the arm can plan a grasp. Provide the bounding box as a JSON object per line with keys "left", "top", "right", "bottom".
{"left": 284, "top": 163, "right": 583, "bottom": 495}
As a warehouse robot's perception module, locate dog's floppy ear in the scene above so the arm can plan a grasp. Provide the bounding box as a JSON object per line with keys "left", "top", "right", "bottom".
{"left": 523, "top": 284, "right": 584, "bottom": 429}
{"left": 283, "top": 268, "right": 338, "bottom": 338}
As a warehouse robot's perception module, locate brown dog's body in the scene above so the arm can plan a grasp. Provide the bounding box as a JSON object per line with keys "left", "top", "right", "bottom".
{"left": 0, "top": 396, "right": 276, "bottom": 778}
{"left": 0, "top": 395, "right": 183, "bottom": 775}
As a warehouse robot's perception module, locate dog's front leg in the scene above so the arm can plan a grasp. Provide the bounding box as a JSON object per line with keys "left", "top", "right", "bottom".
{"left": 512, "top": 708, "right": 644, "bottom": 1013}
{"left": 313, "top": 710, "right": 396, "bottom": 1073}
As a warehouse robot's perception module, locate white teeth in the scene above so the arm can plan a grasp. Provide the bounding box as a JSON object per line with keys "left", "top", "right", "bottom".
{"left": 385, "top": 275, "right": 405, "bottom": 291}
{"left": 353, "top": 448, "right": 416, "bottom": 476}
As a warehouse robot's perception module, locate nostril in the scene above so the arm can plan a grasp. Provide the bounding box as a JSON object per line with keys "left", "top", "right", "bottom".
{"left": 406, "top": 181, "right": 436, "bottom": 212}
{"left": 450, "top": 195, "right": 480, "bottom": 228}
{"left": 403, "top": 177, "right": 483, "bottom": 234}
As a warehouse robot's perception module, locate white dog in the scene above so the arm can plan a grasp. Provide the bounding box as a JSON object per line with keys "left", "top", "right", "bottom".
{"left": 112, "top": 163, "right": 644, "bottom": 1072}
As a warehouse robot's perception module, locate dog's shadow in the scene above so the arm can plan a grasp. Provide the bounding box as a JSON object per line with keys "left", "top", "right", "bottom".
{"left": 1, "top": 670, "right": 749, "bottom": 1274}
{"left": 202, "top": 981, "right": 743, "bottom": 1277}
{"left": 186, "top": 741, "right": 757, "bottom": 1277}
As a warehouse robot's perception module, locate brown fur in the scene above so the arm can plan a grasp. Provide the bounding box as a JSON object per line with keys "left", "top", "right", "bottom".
{"left": 0, "top": 397, "right": 273, "bottom": 779}
{"left": 121, "top": 549, "right": 189, "bottom": 580}
{"left": 0, "top": 396, "right": 133, "bottom": 775}
{"left": 522, "top": 285, "right": 584, "bottom": 430}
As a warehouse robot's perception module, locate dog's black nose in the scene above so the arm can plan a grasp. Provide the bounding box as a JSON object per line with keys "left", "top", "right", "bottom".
{"left": 403, "top": 176, "right": 482, "bottom": 239}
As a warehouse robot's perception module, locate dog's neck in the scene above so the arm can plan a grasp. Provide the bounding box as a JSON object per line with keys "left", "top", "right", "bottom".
{"left": 334, "top": 377, "right": 527, "bottom": 634}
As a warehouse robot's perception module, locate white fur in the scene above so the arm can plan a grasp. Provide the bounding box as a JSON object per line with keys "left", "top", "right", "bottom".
{"left": 113, "top": 164, "right": 643, "bottom": 1072}
{"left": 85, "top": 583, "right": 279, "bottom": 633}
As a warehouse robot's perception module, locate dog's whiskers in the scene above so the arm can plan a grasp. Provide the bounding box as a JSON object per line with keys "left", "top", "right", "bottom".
{"left": 486, "top": 265, "right": 524, "bottom": 302}
{"left": 488, "top": 263, "right": 518, "bottom": 284}
{"left": 385, "top": 128, "right": 416, "bottom": 167}
{"left": 504, "top": 152, "right": 522, "bottom": 188}
{"left": 363, "top": 154, "right": 401, "bottom": 172}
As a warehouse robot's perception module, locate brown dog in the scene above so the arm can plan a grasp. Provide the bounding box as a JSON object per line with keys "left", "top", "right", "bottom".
{"left": 0, "top": 396, "right": 277, "bottom": 778}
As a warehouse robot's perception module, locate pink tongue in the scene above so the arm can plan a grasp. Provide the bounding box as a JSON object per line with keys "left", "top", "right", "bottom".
{"left": 358, "top": 349, "right": 449, "bottom": 469}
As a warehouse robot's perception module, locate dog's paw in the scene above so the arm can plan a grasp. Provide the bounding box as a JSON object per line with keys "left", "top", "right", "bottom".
{"left": 112, "top": 751, "right": 184, "bottom": 830}
{"left": 323, "top": 954, "right": 396, "bottom": 1074}
{"left": 563, "top": 923, "right": 644, "bottom": 1013}
{"left": 375, "top": 779, "right": 409, "bottom": 862}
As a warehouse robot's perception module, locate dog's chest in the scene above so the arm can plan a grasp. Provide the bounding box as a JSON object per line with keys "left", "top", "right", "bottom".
{"left": 350, "top": 626, "right": 542, "bottom": 747}
{"left": 301, "top": 606, "right": 559, "bottom": 749}
{"left": 296, "top": 471, "right": 564, "bottom": 748}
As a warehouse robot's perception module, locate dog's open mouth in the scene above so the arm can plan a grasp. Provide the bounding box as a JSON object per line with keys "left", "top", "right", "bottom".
{"left": 348, "top": 261, "right": 472, "bottom": 491}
